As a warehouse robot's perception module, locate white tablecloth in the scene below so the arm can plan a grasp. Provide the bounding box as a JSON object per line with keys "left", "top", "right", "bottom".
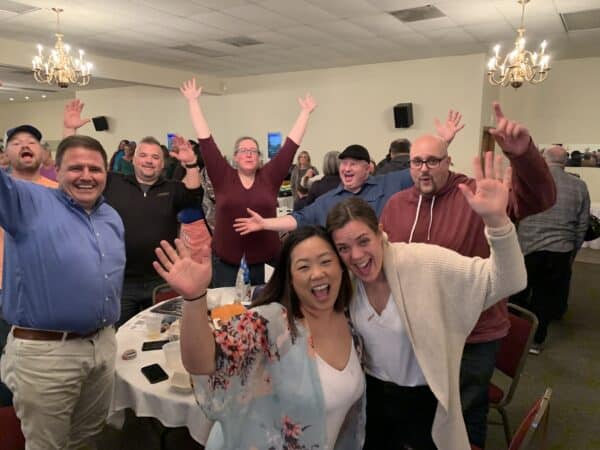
{"left": 108, "top": 287, "right": 238, "bottom": 445}
{"left": 582, "top": 202, "right": 600, "bottom": 250}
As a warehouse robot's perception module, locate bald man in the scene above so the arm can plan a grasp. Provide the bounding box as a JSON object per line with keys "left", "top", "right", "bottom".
{"left": 379, "top": 103, "right": 557, "bottom": 448}
{"left": 511, "top": 146, "right": 590, "bottom": 354}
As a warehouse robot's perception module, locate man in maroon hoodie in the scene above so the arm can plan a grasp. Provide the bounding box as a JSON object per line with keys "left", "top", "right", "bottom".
{"left": 379, "top": 102, "right": 556, "bottom": 448}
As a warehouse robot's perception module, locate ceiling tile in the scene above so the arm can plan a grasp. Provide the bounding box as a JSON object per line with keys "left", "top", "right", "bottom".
{"left": 555, "top": 0, "right": 600, "bottom": 14}
{"left": 349, "top": 13, "right": 413, "bottom": 34}
{"left": 189, "top": 11, "right": 264, "bottom": 34}
{"left": 304, "top": 0, "right": 380, "bottom": 18}
{"left": 222, "top": 4, "right": 299, "bottom": 28}
{"left": 137, "top": 0, "right": 212, "bottom": 17}
{"left": 406, "top": 16, "right": 457, "bottom": 32}
{"left": 280, "top": 25, "right": 336, "bottom": 45}
{"left": 258, "top": 0, "right": 338, "bottom": 24}
{"left": 311, "top": 20, "right": 377, "bottom": 40}
{"left": 435, "top": 0, "right": 505, "bottom": 25}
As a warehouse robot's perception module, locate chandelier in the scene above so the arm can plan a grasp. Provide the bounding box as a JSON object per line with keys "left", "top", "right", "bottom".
{"left": 32, "top": 8, "right": 92, "bottom": 88}
{"left": 487, "top": 0, "right": 550, "bottom": 89}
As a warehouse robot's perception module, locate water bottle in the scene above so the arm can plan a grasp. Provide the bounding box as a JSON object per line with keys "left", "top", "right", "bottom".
{"left": 235, "top": 255, "right": 251, "bottom": 304}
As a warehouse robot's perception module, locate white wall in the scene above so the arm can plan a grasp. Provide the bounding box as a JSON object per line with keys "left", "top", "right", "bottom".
{"left": 0, "top": 99, "right": 66, "bottom": 143}
{"left": 499, "top": 57, "right": 600, "bottom": 201}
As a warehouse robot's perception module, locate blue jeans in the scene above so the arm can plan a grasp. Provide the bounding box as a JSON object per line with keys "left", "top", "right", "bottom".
{"left": 460, "top": 339, "right": 501, "bottom": 448}
{"left": 211, "top": 254, "right": 276, "bottom": 288}
{"left": 116, "top": 277, "right": 164, "bottom": 328}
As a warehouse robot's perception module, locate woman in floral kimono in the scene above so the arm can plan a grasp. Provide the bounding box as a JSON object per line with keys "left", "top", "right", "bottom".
{"left": 153, "top": 226, "right": 366, "bottom": 450}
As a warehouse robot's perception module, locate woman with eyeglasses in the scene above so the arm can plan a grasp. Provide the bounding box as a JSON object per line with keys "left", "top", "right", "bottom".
{"left": 180, "top": 78, "right": 317, "bottom": 287}
{"left": 327, "top": 151, "right": 527, "bottom": 450}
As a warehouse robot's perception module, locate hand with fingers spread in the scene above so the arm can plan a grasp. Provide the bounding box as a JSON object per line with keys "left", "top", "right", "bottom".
{"left": 298, "top": 93, "right": 317, "bottom": 114}
{"left": 153, "top": 239, "right": 212, "bottom": 299}
{"left": 458, "top": 151, "right": 511, "bottom": 228}
{"left": 489, "top": 102, "right": 530, "bottom": 156}
{"left": 63, "top": 99, "right": 90, "bottom": 136}
{"left": 233, "top": 208, "right": 266, "bottom": 235}
{"left": 180, "top": 78, "right": 202, "bottom": 102}
{"left": 435, "top": 109, "right": 465, "bottom": 144}
{"left": 171, "top": 135, "right": 197, "bottom": 165}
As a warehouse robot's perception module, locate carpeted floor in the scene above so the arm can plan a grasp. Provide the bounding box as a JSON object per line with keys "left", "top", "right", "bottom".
{"left": 100, "top": 249, "right": 600, "bottom": 450}
{"left": 485, "top": 249, "right": 600, "bottom": 450}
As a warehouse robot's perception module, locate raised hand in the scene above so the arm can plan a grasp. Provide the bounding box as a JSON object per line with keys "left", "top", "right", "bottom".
{"left": 153, "top": 239, "right": 211, "bottom": 299}
{"left": 233, "top": 208, "right": 265, "bottom": 235}
{"left": 489, "top": 102, "right": 530, "bottom": 156}
{"left": 435, "top": 109, "right": 465, "bottom": 144}
{"left": 458, "top": 151, "right": 511, "bottom": 228}
{"left": 171, "top": 135, "right": 197, "bottom": 165}
{"left": 180, "top": 78, "right": 202, "bottom": 101}
{"left": 64, "top": 99, "right": 90, "bottom": 131}
{"left": 298, "top": 93, "right": 317, "bottom": 113}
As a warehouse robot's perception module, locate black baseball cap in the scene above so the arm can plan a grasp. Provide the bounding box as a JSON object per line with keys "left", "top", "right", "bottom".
{"left": 6, "top": 125, "right": 42, "bottom": 143}
{"left": 339, "top": 144, "right": 370, "bottom": 163}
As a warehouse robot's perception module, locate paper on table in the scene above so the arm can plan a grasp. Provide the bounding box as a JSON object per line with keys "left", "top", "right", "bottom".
{"left": 264, "top": 264, "right": 274, "bottom": 283}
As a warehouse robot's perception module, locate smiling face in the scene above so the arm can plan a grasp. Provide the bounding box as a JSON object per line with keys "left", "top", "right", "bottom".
{"left": 57, "top": 147, "right": 107, "bottom": 211}
{"left": 133, "top": 142, "right": 164, "bottom": 184}
{"left": 332, "top": 219, "right": 385, "bottom": 285}
{"left": 5, "top": 132, "right": 43, "bottom": 174}
{"left": 339, "top": 158, "right": 370, "bottom": 193}
{"left": 234, "top": 138, "right": 260, "bottom": 174}
{"left": 409, "top": 135, "right": 451, "bottom": 196}
{"left": 290, "top": 236, "right": 343, "bottom": 314}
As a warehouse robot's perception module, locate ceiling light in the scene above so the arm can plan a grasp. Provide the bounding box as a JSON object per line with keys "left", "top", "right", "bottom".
{"left": 487, "top": 0, "right": 550, "bottom": 88}
{"left": 41, "top": 94, "right": 47, "bottom": 98}
{"left": 24, "top": 96, "right": 30, "bottom": 100}
{"left": 32, "top": 8, "right": 92, "bottom": 88}
{"left": 9, "top": 97, "right": 15, "bottom": 101}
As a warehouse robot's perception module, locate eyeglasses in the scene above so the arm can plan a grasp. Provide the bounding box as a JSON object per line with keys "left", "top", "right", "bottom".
{"left": 236, "top": 148, "right": 259, "bottom": 156}
{"left": 409, "top": 155, "right": 448, "bottom": 169}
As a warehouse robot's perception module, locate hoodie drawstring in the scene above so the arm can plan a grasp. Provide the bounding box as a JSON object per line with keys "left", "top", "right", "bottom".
{"left": 427, "top": 196, "right": 435, "bottom": 241}
{"left": 408, "top": 194, "right": 436, "bottom": 243}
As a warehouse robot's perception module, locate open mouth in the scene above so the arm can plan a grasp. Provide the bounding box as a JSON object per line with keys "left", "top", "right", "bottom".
{"left": 19, "top": 150, "right": 34, "bottom": 160}
{"left": 73, "top": 183, "right": 96, "bottom": 191}
{"left": 311, "top": 283, "right": 330, "bottom": 301}
{"left": 353, "top": 259, "right": 372, "bottom": 278}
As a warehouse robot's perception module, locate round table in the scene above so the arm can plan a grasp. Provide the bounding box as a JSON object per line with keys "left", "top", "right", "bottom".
{"left": 108, "top": 287, "right": 238, "bottom": 445}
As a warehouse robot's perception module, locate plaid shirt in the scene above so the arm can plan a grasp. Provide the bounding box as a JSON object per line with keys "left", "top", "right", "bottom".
{"left": 517, "top": 166, "right": 590, "bottom": 255}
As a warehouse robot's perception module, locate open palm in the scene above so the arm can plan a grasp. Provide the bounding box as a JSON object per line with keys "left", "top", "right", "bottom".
{"left": 180, "top": 78, "right": 202, "bottom": 101}
{"left": 153, "top": 239, "right": 211, "bottom": 299}
{"left": 64, "top": 99, "right": 90, "bottom": 130}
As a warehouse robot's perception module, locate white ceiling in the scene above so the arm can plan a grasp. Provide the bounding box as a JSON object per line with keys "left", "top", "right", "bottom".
{"left": 1, "top": 0, "right": 600, "bottom": 86}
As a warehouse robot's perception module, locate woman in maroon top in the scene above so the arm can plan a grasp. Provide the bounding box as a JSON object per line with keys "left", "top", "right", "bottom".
{"left": 180, "top": 78, "right": 317, "bottom": 287}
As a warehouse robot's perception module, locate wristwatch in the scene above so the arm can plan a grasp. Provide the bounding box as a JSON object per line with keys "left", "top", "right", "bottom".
{"left": 184, "top": 160, "right": 199, "bottom": 169}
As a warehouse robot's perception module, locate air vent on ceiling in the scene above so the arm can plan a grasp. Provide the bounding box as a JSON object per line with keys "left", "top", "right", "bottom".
{"left": 560, "top": 9, "right": 600, "bottom": 31}
{"left": 389, "top": 4, "right": 445, "bottom": 23}
{"left": 218, "top": 36, "right": 263, "bottom": 47}
{"left": 0, "top": 0, "right": 39, "bottom": 14}
{"left": 170, "top": 45, "right": 229, "bottom": 57}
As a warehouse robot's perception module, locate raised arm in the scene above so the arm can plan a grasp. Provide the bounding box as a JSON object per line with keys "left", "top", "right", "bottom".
{"left": 287, "top": 94, "right": 317, "bottom": 145}
{"left": 435, "top": 109, "right": 465, "bottom": 145}
{"left": 180, "top": 78, "right": 210, "bottom": 139}
{"left": 234, "top": 208, "right": 298, "bottom": 235}
{"left": 153, "top": 239, "right": 215, "bottom": 375}
{"left": 63, "top": 99, "right": 91, "bottom": 137}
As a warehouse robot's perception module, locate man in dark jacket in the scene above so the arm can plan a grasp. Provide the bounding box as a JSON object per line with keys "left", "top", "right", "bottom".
{"left": 375, "top": 138, "right": 411, "bottom": 175}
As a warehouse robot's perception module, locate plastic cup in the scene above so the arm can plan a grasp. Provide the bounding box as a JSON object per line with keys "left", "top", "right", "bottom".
{"left": 163, "top": 341, "right": 184, "bottom": 371}
{"left": 146, "top": 315, "right": 162, "bottom": 339}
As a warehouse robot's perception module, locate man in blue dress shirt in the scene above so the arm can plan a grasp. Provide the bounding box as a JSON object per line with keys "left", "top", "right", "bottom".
{"left": 0, "top": 134, "right": 125, "bottom": 449}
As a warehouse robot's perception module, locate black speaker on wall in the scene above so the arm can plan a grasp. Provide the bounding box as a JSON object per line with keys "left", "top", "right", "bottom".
{"left": 92, "top": 116, "right": 109, "bottom": 131}
{"left": 393, "top": 103, "right": 413, "bottom": 128}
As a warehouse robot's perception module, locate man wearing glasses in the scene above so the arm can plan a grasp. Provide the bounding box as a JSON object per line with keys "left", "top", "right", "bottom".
{"left": 379, "top": 102, "right": 556, "bottom": 449}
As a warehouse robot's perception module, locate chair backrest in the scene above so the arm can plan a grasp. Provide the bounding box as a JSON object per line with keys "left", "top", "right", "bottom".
{"left": 152, "top": 283, "right": 179, "bottom": 305}
{"left": 0, "top": 406, "right": 25, "bottom": 450}
{"left": 508, "top": 388, "right": 552, "bottom": 450}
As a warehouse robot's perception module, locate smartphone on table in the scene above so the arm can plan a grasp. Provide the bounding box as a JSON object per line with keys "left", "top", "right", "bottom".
{"left": 141, "top": 363, "right": 169, "bottom": 384}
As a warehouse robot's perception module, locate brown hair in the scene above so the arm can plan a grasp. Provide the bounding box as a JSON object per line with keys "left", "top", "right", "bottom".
{"left": 56, "top": 135, "right": 108, "bottom": 169}
{"left": 234, "top": 136, "right": 260, "bottom": 155}
{"left": 252, "top": 226, "right": 353, "bottom": 339}
{"left": 326, "top": 197, "right": 380, "bottom": 235}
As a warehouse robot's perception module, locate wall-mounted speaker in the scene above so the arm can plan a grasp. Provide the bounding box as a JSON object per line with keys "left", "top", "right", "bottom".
{"left": 393, "top": 103, "right": 413, "bottom": 128}
{"left": 92, "top": 116, "right": 109, "bottom": 131}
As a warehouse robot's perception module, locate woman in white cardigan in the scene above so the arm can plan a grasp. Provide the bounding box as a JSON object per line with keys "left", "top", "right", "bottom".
{"left": 327, "top": 152, "right": 527, "bottom": 450}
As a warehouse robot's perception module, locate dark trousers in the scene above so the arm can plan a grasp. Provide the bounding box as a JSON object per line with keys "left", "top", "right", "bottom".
{"left": 116, "top": 277, "right": 164, "bottom": 328}
{"left": 363, "top": 374, "right": 437, "bottom": 450}
{"left": 510, "top": 250, "right": 573, "bottom": 344}
{"left": 459, "top": 339, "right": 501, "bottom": 448}
{"left": 211, "top": 254, "right": 276, "bottom": 288}
{"left": 0, "top": 303, "right": 13, "bottom": 406}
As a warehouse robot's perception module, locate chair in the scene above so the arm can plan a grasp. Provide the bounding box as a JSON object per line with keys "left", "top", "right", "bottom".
{"left": 0, "top": 406, "right": 25, "bottom": 450}
{"left": 471, "top": 388, "right": 551, "bottom": 450}
{"left": 152, "top": 283, "right": 179, "bottom": 305}
{"left": 508, "top": 388, "right": 552, "bottom": 450}
{"left": 489, "top": 303, "right": 539, "bottom": 444}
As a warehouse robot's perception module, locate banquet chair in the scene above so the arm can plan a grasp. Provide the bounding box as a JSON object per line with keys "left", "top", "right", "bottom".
{"left": 489, "top": 303, "right": 539, "bottom": 444}
{"left": 472, "top": 387, "right": 552, "bottom": 450}
{"left": 0, "top": 406, "right": 25, "bottom": 450}
{"left": 152, "top": 283, "right": 179, "bottom": 305}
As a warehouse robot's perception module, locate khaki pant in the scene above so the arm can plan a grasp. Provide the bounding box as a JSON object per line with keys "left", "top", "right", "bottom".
{"left": 0, "top": 327, "right": 116, "bottom": 450}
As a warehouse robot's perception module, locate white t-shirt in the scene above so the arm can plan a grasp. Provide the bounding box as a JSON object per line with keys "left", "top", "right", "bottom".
{"left": 316, "top": 342, "right": 364, "bottom": 450}
{"left": 351, "top": 280, "right": 427, "bottom": 386}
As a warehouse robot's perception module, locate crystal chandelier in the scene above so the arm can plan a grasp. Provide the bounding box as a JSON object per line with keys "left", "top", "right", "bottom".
{"left": 32, "top": 8, "right": 92, "bottom": 88}
{"left": 487, "top": 0, "right": 550, "bottom": 89}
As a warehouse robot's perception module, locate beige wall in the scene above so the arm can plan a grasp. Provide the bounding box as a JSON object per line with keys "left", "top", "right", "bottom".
{"left": 499, "top": 57, "right": 600, "bottom": 201}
